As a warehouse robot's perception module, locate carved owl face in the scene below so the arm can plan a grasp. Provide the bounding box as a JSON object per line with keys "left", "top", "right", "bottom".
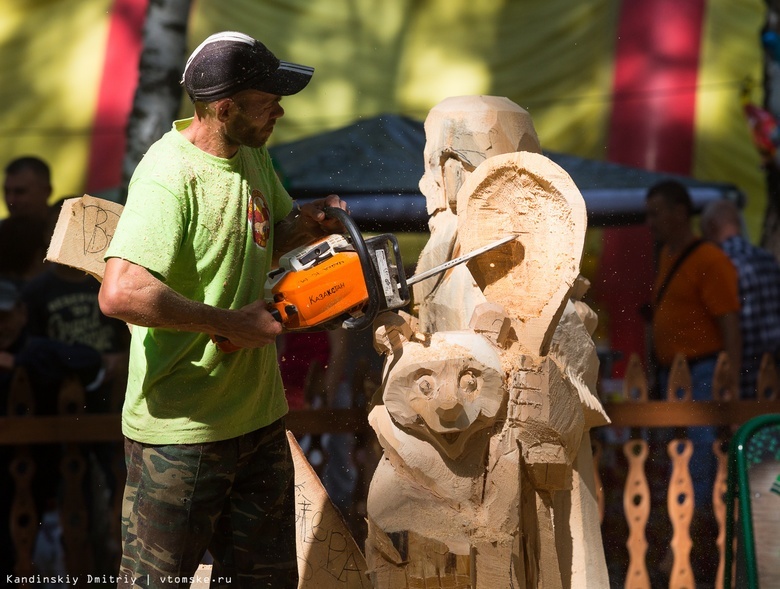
{"left": 382, "top": 331, "right": 506, "bottom": 459}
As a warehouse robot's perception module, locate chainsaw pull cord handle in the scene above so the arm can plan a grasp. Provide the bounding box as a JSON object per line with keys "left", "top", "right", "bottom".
{"left": 323, "top": 206, "right": 381, "bottom": 330}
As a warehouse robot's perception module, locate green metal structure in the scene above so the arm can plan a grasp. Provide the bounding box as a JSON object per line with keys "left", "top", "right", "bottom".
{"left": 723, "top": 413, "right": 780, "bottom": 588}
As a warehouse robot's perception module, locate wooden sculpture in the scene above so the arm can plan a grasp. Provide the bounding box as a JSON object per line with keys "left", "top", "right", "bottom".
{"left": 365, "top": 96, "right": 610, "bottom": 588}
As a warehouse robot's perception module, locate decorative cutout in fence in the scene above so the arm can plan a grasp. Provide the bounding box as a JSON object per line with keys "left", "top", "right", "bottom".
{"left": 600, "top": 350, "right": 780, "bottom": 589}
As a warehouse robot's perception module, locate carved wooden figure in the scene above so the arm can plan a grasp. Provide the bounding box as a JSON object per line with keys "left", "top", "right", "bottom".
{"left": 414, "top": 95, "right": 542, "bottom": 333}
{"left": 366, "top": 96, "right": 609, "bottom": 588}
{"left": 366, "top": 321, "right": 507, "bottom": 587}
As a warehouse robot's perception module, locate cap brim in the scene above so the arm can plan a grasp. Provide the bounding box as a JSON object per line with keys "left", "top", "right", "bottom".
{"left": 256, "top": 61, "right": 314, "bottom": 96}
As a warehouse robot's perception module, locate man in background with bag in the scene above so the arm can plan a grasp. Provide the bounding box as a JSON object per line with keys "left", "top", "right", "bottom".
{"left": 645, "top": 179, "right": 741, "bottom": 394}
{"left": 644, "top": 179, "right": 741, "bottom": 581}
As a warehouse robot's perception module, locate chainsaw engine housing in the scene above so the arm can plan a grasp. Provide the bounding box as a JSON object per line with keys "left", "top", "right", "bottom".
{"left": 264, "top": 228, "right": 410, "bottom": 331}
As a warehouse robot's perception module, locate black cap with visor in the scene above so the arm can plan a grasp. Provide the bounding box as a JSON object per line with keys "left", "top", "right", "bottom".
{"left": 181, "top": 31, "right": 314, "bottom": 102}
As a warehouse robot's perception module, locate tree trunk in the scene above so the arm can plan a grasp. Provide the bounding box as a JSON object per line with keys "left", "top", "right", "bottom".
{"left": 120, "top": 0, "right": 192, "bottom": 204}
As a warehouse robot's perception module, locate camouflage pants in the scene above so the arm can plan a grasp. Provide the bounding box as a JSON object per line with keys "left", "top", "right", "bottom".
{"left": 118, "top": 419, "right": 298, "bottom": 589}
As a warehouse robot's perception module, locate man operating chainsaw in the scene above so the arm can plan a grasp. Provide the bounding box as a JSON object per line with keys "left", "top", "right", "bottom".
{"left": 98, "top": 31, "right": 348, "bottom": 588}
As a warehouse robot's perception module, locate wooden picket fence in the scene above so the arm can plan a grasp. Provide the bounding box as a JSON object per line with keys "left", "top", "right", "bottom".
{"left": 598, "top": 351, "right": 780, "bottom": 589}
{"left": 0, "top": 360, "right": 379, "bottom": 586}
{"left": 2, "top": 351, "right": 779, "bottom": 588}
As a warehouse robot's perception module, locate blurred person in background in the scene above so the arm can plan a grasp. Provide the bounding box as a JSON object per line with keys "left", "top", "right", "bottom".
{"left": 0, "top": 214, "right": 49, "bottom": 282}
{"left": 701, "top": 198, "right": 780, "bottom": 398}
{"left": 645, "top": 179, "right": 741, "bottom": 396}
{"left": 644, "top": 180, "right": 741, "bottom": 579}
{"left": 3, "top": 156, "right": 56, "bottom": 227}
{"left": 1, "top": 156, "right": 65, "bottom": 282}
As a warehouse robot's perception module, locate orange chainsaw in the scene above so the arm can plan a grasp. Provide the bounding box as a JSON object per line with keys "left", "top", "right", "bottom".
{"left": 263, "top": 206, "right": 514, "bottom": 332}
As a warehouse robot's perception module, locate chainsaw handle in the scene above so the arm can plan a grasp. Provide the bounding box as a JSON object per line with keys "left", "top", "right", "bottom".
{"left": 323, "top": 206, "right": 381, "bottom": 331}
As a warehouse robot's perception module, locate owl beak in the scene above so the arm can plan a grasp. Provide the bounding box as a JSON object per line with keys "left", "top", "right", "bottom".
{"left": 435, "top": 397, "right": 464, "bottom": 422}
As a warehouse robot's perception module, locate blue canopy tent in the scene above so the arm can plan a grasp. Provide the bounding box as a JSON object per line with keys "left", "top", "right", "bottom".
{"left": 269, "top": 114, "right": 746, "bottom": 233}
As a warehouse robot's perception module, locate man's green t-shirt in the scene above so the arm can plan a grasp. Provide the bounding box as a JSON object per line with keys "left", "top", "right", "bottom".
{"left": 106, "top": 118, "right": 293, "bottom": 444}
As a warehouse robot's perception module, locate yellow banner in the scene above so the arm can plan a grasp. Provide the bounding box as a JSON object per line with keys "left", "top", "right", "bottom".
{"left": 0, "top": 0, "right": 768, "bottom": 237}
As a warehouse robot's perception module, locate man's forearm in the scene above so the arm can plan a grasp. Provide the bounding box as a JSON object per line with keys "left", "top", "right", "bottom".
{"left": 99, "top": 257, "right": 231, "bottom": 333}
{"left": 99, "top": 257, "right": 282, "bottom": 348}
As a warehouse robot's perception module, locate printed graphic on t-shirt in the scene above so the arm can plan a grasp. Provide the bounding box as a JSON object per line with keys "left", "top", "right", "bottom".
{"left": 46, "top": 292, "right": 118, "bottom": 352}
{"left": 249, "top": 189, "right": 271, "bottom": 248}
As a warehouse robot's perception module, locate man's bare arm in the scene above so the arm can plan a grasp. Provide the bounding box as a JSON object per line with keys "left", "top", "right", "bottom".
{"left": 99, "top": 257, "right": 281, "bottom": 348}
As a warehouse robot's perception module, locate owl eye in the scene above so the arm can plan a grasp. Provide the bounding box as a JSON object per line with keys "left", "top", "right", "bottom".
{"left": 459, "top": 370, "right": 480, "bottom": 394}
{"left": 416, "top": 375, "right": 436, "bottom": 397}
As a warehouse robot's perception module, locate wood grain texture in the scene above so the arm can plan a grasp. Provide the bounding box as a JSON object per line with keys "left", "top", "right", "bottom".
{"left": 623, "top": 440, "right": 650, "bottom": 589}
{"left": 457, "top": 151, "right": 587, "bottom": 357}
{"left": 667, "top": 440, "right": 695, "bottom": 589}
{"left": 666, "top": 354, "right": 693, "bottom": 402}
{"left": 712, "top": 352, "right": 737, "bottom": 402}
{"left": 623, "top": 354, "right": 648, "bottom": 402}
{"left": 369, "top": 95, "right": 605, "bottom": 588}
{"left": 287, "top": 431, "right": 371, "bottom": 588}
{"left": 712, "top": 440, "right": 730, "bottom": 589}
{"left": 46, "top": 194, "right": 123, "bottom": 281}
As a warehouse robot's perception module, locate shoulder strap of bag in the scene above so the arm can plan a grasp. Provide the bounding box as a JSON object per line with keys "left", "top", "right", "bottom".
{"left": 653, "top": 239, "right": 704, "bottom": 306}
